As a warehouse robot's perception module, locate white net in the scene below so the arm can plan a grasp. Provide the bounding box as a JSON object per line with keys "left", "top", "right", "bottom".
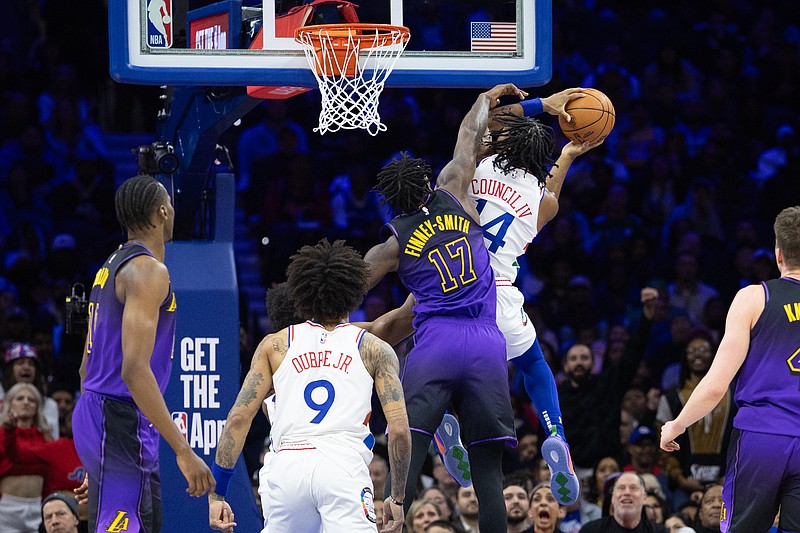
{"left": 295, "top": 25, "right": 410, "bottom": 136}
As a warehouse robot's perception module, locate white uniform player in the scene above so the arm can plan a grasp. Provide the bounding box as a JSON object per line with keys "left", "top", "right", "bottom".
{"left": 210, "top": 239, "right": 409, "bottom": 533}
{"left": 471, "top": 154, "right": 543, "bottom": 359}
{"left": 435, "top": 107, "right": 601, "bottom": 506}
{"left": 266, "top": 321, "right": 377, "bottom": 533}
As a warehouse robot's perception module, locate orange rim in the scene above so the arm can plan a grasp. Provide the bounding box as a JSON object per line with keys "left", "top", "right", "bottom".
{"left": 294, "top": 23, "right": 410, "bottom": 46}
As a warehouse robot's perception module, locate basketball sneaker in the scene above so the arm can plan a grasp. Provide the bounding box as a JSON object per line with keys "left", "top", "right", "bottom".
{"left": 541, "top": 427, "right": 580, "bottom": 505}
{"left": 433, "top": 413, "right": 472, "bottom": 488}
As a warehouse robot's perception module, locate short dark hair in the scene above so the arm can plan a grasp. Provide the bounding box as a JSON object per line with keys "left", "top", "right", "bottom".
{"left": 485, "top": 113, "right": 555, "bottom": 187}
{"left": 375, "top": 152, "right": 432, "bottom": 214}
{"left": 503, "top": 472, "right": 533, "bottom": 493}
{"left": 774, "top": 206, "right": 800, "bottom": 267}
{"left": 115, "top": 175, "right": 167, "bottom": 233}
{"left": 286, "top": 239, "right": 369, "bottom": 323}
{"left": 425, "top": 520, "right": 465, "bottom": 533}
{"left": 266, "top": 282, "right": 303, "bottom": 332}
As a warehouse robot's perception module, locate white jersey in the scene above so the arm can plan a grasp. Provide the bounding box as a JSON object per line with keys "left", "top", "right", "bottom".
{"left": 271, "top": 321, "right": 374, "bottom": 465}
{"left": 471, "top": 154, "right": 544, "bottom": 282}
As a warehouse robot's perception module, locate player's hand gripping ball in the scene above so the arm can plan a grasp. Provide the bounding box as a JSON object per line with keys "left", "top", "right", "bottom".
{"left": 558, "top": 88, "right": 615, "bottom": 143}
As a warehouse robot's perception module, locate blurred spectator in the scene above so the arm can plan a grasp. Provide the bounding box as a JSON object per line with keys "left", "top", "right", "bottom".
{"left": 664, "top": 512, "right": 694, "bottom": 533}
{"left": 41, "top": 492, "right": 80, "bottom": 533}
{"left": 580, "top": 472, "right": 667, "bottom": 532}
{"left": 623, "top": 426, "right": 670, "bottom": 502}
{"left": 588, "top": 183, "right": 645, "bottom": 265}
{"left": 666, "top": 254, "right": 719, "bottom": 323}
{"left": 750, "top": 124, "right": 797, "bottom": 187}
{"left": 644, "top": 489, "right": 668, "bottom": 525}
{"left": 655, "top": 330, "right": 732, "bottom": 510}
{"left": 328, "top": 162, "right": 391, "bottom": 248}
{"left": 454, "top": 486, "right": 480, "bottom": 533}
{"left": 504, "top": 477, "right": 531, "bottom": 533}
{"left": 426, "top": 520, "right": 465, "bottom": 533}
{"left": 420, "top": 486, "right": 454, "bottom": 523}
{"left": 559, "top": 288, "right": 655, "bottom": 478}
{"left": 47, "top": 383, "right": 74, "bottom": 439}
{"left": 621, "top": 387, "right": 657, "bottom": 429}
{"left": 0, "top": 383, "right": 51, "bottom": 532}
{"left": 2, "top": 343, "right": 58, "bottom": 439}
{"left": 369, "top": 454, "right": 388, "bottom": 505}
{"left": 691, "top": 484, "right": 722, "bottom": 533}
{"left": 528, "top": 482, "right": 567, "bottom": 533}
{"left": 407, "top": 497, "right": 442, "bottom": 533}
{"left": 236, "top": 100, "right": 309, "bottom": 193}
{"left": 586, "top": 456, "right": 620, "bottom": 509}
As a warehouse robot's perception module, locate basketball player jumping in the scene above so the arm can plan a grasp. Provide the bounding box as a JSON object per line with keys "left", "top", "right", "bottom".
{"left": 364, "top": 83, "right": 527, "bottom": 533}
{"left": 435, "top": 89, "right": 604, "bottom": 505}
{"left": 209, "top": 239, "right": 411, "bottom": 533}
{"left": 661, "top": 206, "right": 800, "bottom": 532}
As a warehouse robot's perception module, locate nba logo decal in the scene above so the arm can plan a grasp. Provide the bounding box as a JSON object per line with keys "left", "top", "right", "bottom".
{"left": 172, "top": 411, "right": 188, "bottom": 439}
{"left": 360, "top": 488, "right": 376, "bottom": 523}
{"left": 146, "top": 0, "right": 173, "bottom": 48}
{"left": 320, "top": 331, "right": 327, "bottom": 344}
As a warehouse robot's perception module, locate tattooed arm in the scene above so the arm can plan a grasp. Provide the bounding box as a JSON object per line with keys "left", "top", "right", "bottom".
{"left": 211, "top": 332, "right": 280, "bottom": 493}
{"left": 360, "top": 332, "right": 411, "bottom": 533}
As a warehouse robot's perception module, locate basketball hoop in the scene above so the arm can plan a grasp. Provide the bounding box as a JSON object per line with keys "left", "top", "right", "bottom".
{"left": 295, "top": 23, "right": 410, "bottom": 135}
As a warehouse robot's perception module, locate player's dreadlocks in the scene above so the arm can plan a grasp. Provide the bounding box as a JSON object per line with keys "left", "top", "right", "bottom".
{"left": 115, "top": 174, "right": 167, "bottom": 233}
{"left": 266, "top": 282, "right": 304, "bottom": 332}
{"left": 287, "top": 239, "right": 369, "bottom": 325}
{"left": 486, "top": 113, "right": 555, "bottom": 187}
{"left": 374, "top": 152, "right": 432, "bottom": 214}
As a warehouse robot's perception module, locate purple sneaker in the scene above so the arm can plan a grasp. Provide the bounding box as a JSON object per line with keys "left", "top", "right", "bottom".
{"left": 433, "top": 413, "right": 472, "bottom": 488}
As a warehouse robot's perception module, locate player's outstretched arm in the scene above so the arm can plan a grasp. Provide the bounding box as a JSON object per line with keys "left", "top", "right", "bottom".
{"left": 364, "top": 237, "right": 400, "bottom": 290}
{"left": 437, "top": 83, "right": 527, "bottom": 203}
{"left": 213, "top": 334, "right": 277, "bottom": 471}
{"left": 488, "top": 87, "right": 586, "bottom": 129}
{"left": 360, "top": 333, "right": 410, "bottom": 533}
{"left": 119, "top": 257, "right": 215, "bottom": 497}
{"left": 661, "top": 285, "right": 760, "bottom": 451}
{"left": 208, "top": 332, "right": 277, "bottom": 530}
{"left": 538, "top": 138, "right": 605, "bottom": 230}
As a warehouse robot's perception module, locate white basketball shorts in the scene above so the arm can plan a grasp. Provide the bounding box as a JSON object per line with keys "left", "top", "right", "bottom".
{"left": 496, "top": 281, "right": 537, "bottom": 360}
{"left": 266, "top": 446, "right": 377, "bottom": 533}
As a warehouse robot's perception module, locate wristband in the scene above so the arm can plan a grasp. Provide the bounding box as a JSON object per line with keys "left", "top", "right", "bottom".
{"left": 389, "top": 495, "right": 404, "bottom": 506}
{"left": 211, "top": 462, "right": 235, "bottom": 498}
{"left": 520, "top": 98, "right": 543, "bottom": 117}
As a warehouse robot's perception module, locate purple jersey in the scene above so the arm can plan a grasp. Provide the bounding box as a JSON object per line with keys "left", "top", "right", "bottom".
{"left": 82, "top": 243, "right": 177, "bottom": 401}
{"left": 383, "top": 189, "right": 497, "bottom": 330}
{"left": 733, "top": 277, "right": 800, "bottom": 437}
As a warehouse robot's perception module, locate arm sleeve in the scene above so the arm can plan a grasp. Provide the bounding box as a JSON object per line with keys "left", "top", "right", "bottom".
{"left": 520, "top": 98, "right": 543, "bottom": 117}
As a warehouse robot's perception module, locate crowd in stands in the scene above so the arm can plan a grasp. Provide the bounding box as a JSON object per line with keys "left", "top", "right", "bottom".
{"left": 0, "top": 0, "right": 798, "bottom": 531}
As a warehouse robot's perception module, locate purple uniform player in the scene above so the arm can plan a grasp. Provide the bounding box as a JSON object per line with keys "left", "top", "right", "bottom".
{"left": 365, "top": 83, "right": 527, "bottom": 533}
{"left": 661, "top": 205, "right": 800, "bottom": 533}
{"left": 72, "top": 175, "right": 213, "bottom": 533}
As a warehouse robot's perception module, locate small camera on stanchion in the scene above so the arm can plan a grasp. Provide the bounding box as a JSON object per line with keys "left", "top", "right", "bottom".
{"left": 65, "top": 283, "right": 89, "bottom": 335}
{"left": 135, "top": 142, "right": 180, "bottom": 175}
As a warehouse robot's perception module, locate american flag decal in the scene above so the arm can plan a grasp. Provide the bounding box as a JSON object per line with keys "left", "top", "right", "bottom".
{"left": 470, "top": 22, "right": 517, "bottom": 52}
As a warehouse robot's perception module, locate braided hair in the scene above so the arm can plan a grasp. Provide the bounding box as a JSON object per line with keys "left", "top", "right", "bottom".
{"left": 114, "top": 175, "right": 167, "bottom": 233}
{"left": 486, "top": 113, "right": 555, "bottom": 187}
{"left": 374, "top": 152, "right": 432, "bottom": 214}
{"left": 287, "top": 239, "right": 369, "bottom": 324}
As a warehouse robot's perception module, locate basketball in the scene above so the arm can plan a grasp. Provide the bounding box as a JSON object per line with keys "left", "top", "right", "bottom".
{"left": 558, "top": 88, "right": 615, "bottom": 143}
